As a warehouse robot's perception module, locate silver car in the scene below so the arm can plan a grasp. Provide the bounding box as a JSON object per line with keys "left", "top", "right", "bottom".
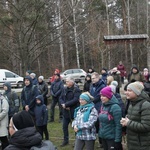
{"left": 60, "top": 69, "right": 87, "bottom": 83}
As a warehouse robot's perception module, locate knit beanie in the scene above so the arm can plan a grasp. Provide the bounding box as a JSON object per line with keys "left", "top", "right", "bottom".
{"left": 111, "top": 81, "right": 118, "bottom": 87}
{"left": 12, "top": 110, "right": 34, "bottom": 130}
{"left": 109, "top": 85, "right": 116, "bottom": 94}
{"left": 30, "top": 73, "right": 36, "bottom": 78}
{"left": 100, "top": 86, "right": 113, "bottom": 99}
{"left": 26, "top": 70, "right": 32, "bottom": 74}
{"left": 80, "top": 93, "right": 91, "bottom": 103}
{"left": 127, "top": 82, "right": 144, "bottom": 96}
{"left": 38, "top": 76, "right": 44, "bottom": 80}
{"left": 144, "top": 68, "right": 148, "bottom": 71}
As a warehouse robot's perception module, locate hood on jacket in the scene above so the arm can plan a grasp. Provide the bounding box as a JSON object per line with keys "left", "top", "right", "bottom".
{"left": 130, "top": 90, "right": 150, "bottom": 104}
{"left": 3, "top": 82, "right": 11, "bottom": 92}
{"left": 104, "top": 95, "right": 119, "bottom": 106}
{"left": 131, "top": 66, "right": 139, "bottom": 73}
{"left": 24, "top": 76, "right": 33, "bottom": 87}
{"left": 36, "top": 95, "right": 44, "bottom": 104}
{"left": 9, "top": 127, "right": 42, "bottom": 148}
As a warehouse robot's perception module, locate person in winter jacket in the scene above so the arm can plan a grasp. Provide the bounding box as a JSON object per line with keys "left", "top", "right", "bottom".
{"left": 128, "top": 66, "right": 144, "bottom": 83}
{"left": 99, "top": 86, "right": 123, "bottom": 150}
{"left": 89, "top": 72, "right": 106, "bottom": 148}
{"left": 111, "top": 67, "right": 122, "bottom": 93}
{"left": 4, "top": 110, "right": 42, "bottom": 150}
{"left": 0, "top": 93, "right": 9, "bottom": 150}
{"left": 142, "top": 68, "right": 150, "bottom": 82}
{"left": 109, "top": 82, "right": 125, "bottom": 117}
{"left": 37, "top": 76, "right": 48, "bottom": 105}
{"left": 117, "top": 61, "right": 126, "bottom": 84}
{"left": 50, "top": 73, "right": 64, "bottom": 122}
{"left": 144, "top": 76, "right": 150, "bottom": 97}
{"left": 121, "top": 82, "right": 150, "bottom": 150}
{"left": 3, "top": 82, "right": 20, "bottom": 121}
{"left": 50, "top": 69, "right": 60, "bottom": 83}
{"left": 72, "top": 92, "right": 98, "bottom": 150}
{"left": 60, "top": 77, "right": 81, "bottom": 147}
{"left": 101, "top": 68, "right": 108, "bottom": 85}
{"left": 34, "top": 95, "right": 49, "bottom": 140}
{"left": 21, "top": 76, "right": 39, "bottom": 114}
{"left": 106, "top": 76, "right": 114, "bottom": 86}
{"left": 30, "top": 73, "right": 38, "bottom": 85}
{"left": 83, "top": 75, "right": 91, "bottom": 92}
{"left": 90, "top": 72, "right": 106, "bottom": 112}
{"left": 87, "top": 68, "right": 95, "bottom": 75}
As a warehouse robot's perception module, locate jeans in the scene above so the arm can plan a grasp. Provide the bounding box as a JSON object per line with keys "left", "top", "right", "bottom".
{"left": 50, "top": 96, "right": 63, "bottom": 121}
{"left": 62, "top": 117, "right": 71, "bottom": 142}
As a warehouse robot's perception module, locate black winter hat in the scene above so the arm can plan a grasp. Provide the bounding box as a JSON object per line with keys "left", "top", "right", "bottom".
{"left": 12, "top": 110, "right": 34, "bottom": 130}
{"left": 102, "top": 68, "right": 107, "bottom": 72}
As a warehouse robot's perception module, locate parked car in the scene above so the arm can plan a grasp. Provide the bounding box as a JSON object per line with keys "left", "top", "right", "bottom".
{"left": 60, "top": 69, "right": 87, "bottom": 83}
{"left": 0, "top": 69, "right": 24, "bottom": 88}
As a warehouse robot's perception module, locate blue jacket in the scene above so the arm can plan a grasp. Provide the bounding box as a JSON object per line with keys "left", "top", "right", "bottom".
{"left": 101, "top": 73, "right": 108, "bottom": 85}
{"left": 21, "top": 76, "right": 39, "bottom": 110}
{"left": 34, "top": 95, "right": 48, "bottom": 126}
{"left": 60, "top": 85, "right": 81, "bottom": 119}
{"left": 98, "top": 95, "right": 122, "bottom": 142}
{"left": 90, "top": 79, "right": 106, "bottom": 112}
{"left": 32, "top": 78, "right": 38, "bottom": 85}
{"left": 50, "top": 78, "right": 64, "bottom": 98}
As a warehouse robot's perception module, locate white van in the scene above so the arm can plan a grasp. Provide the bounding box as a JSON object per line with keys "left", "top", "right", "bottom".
{"left": 0, "top": 69, "right": 24, "bottom": 88}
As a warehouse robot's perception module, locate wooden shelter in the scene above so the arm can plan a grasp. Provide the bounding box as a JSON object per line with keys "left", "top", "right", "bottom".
{"left": 103, "top": 34, "right": 149, "bottom": 44}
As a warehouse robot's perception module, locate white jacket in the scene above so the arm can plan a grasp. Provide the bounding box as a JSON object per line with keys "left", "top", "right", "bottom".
{"left": 0, "top": 95, "right": 9, "bottom": 137}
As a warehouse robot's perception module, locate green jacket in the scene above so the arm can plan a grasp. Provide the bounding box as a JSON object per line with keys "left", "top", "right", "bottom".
{"left": 127, "top": 91, "right": 150, "bottom": 150}
{"left": 98, "top": 95, "right": 122, "bottom": 142}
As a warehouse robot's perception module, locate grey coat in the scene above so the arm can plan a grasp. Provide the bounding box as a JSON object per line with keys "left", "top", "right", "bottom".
{"left": 0, "top": 95, "right": 9, "bottom": 137}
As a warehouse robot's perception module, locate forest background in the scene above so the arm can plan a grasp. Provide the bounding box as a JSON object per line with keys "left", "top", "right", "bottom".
{"left": 0, "top": 0, "right": 150, "bottom": 78}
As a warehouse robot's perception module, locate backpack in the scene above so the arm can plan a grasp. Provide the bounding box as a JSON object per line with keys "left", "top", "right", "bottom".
{"left": 30, "top": 140, "right": 57, "bottom": 150}
{"left": 4, "top": 91, "right": 20, "bottom": 116}
{"left": 100, "top": 106, "right": 114, "bottom": 121}
{"left": 100, "top": 103, "right": 124, "bottom": 120}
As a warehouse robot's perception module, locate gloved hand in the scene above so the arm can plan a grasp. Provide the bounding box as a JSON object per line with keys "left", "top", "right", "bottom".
{"left": 114, "top": 142, "right": 123, "bottom": 150}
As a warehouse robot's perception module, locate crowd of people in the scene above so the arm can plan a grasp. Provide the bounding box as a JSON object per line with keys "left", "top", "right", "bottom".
{"left": 0, "top": 61, "right": 150, "bottom": 150}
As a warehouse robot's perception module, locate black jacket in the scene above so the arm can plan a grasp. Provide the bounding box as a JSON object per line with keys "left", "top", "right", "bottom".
{"left": 50, "top": 78, "right": 64, "bottom": 98}
{"left": 4, "top": 127, "right": 42, "bottom": 150}
{"left": 60, "top": 85, "right": 81, "bottom": 119}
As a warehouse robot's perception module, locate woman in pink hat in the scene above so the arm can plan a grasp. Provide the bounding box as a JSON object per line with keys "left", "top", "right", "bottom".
{"left": 98, "top": 86, "right": 123, "bottom": 150}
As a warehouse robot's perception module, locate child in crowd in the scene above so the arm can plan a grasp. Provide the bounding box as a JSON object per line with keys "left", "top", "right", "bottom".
{"left": 34, "top": 95, "right": 49, "bottom": 140}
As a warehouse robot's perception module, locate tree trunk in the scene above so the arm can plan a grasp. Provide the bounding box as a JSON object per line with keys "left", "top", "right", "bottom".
{"left": 71, "top": 0, "right": 80, "bottom": 68}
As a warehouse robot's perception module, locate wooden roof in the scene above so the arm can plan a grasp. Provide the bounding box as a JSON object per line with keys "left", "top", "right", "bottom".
{"left": 104, "top": 34, "right": 149, "bottom": 44}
